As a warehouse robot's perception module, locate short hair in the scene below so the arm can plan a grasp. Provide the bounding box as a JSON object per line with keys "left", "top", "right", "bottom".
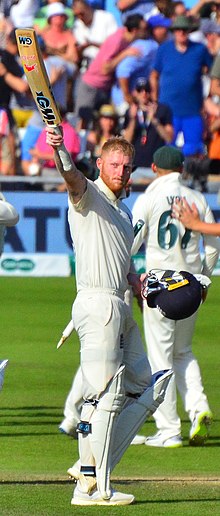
{"left": 101, "top": 136, "right": 135, "bottom": 161}
{"left": 124, "top": 14, "right": 144, "bottom": 32}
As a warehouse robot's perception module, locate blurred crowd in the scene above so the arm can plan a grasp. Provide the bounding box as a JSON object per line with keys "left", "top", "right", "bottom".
{"left": 1, "top": 0, "right": 220, "bottom": 191}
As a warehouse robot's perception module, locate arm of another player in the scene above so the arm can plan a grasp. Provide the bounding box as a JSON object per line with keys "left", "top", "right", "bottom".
{"left": 46, "top": 126, "right": 87, "bottom": 204}
{"left": 172, "top": 198, "right": 220, "bottom": 236}
{"left": 0, "top": 194, "right": 19, "bottom": 226}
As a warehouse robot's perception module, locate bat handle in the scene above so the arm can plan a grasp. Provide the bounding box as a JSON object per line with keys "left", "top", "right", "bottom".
{"left": 53, "top": 126, "right": 74, "bottom": 172}
{"left": 56, "top": 320, "right": 74, "bottom": 349}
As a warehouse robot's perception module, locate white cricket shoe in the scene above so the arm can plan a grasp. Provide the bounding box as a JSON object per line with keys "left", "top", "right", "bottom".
{"left": 59, "top": 417, "right": 77, "bottom": 438}
{"left": 130, "top": 434, "right": 146, "bottom": 445}
{"left": 71, "top": 487, "right": 135, "bottom": 506}
{"left": 0, "top": 360, "right": 9, "bottom": 390}
{"left": 145, "top": 431, "right": 183, "bottom": 448}
{"left": 189, "top": 411, "right": 213, "bottom": 446}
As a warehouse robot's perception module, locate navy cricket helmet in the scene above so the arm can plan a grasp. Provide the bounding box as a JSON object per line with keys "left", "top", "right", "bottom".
{"left": 142, "top": 269, "right": 202, "bottom": 320}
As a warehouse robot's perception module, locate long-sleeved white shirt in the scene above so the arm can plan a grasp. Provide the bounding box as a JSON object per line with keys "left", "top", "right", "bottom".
{"left": 131, "top": 173, "right": 220, "bottom": 277}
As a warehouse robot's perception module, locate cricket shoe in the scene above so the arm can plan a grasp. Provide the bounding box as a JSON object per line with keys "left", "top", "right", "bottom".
{"left": 59, "top": 417, "right": 77, "bottom": 438}
{"left": 71, "top": 486, "right": 135, "bottom": 506}
{"left": 130, "top": 434, "right": 146, "bottom": 445}
{"left": 145, "top": 431, "right": 183, "bottom": 448}
{"left": 0, "top": 360, "right": 9, "bottom": 390}
{"left": 189, "top": 411, "right": 213, "bottom": 446}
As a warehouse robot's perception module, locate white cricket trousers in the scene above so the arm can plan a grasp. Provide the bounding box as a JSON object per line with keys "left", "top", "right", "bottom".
{"left": 143, "top": 304, "right": 211, "bottom": 439}
{"left": 72, "top": 289, "right": 152, "bottom": 467}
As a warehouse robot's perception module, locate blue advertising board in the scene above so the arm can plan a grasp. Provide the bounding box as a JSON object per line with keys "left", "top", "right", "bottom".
{"left": 3, "top": 191, "right": 220, "bottom": 255}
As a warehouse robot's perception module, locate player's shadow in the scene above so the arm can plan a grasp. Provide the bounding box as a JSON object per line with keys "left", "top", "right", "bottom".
{"left": 137, "top": 497, "right": 220, "bottom": 504}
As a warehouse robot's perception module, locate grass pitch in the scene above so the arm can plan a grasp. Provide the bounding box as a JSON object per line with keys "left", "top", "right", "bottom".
{"left": 0, "top": 276, "right": 220, "bottom": 515}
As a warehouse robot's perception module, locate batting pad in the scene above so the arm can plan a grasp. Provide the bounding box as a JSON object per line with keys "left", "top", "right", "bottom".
{"left": 89, "top": 364, "right": 125, "bottom": 499}
{"left": 111, "top": 369, "right": 173, "bottom": 470}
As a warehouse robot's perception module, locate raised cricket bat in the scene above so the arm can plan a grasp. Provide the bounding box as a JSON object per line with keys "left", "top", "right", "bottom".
{"left": 15, "top": 28, "right": 73, "bottom": 171}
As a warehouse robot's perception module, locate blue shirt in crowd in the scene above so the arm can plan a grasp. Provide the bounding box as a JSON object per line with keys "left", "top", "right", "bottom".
{"left": 153, "top": 40, "right": 213, "bottom": 117}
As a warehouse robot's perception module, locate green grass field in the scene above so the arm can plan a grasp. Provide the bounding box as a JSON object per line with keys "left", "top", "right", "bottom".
{"left": 1, "top": 276, "right": 220, "bottom": 515}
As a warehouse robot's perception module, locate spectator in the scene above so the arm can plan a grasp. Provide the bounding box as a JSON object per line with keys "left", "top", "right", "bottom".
{"left": 190, "top": 18, "right": 220, "bottom": 53}
{"left": 131, "top": 145, "right": 219, "bottom": 447}
{"left": 0, "top": 29, "right": 30, "bottom": 176}
{"left": 42, "top": 2, "right": 79, "bottom": 68}
{"left": 203, "top": 18, "right": 220, "bottom": 54}
{"left": 111, "top": 36, "right": 158, "bottom": 115}
{"left": 76, "top": 104, "right": 120, "bottom": 180}
{"left": 171, "top": 0, "right": 187, "bottom": 18}
{"left": 72, "top": 0, "right": 118, "bottom": 74}
{"left": 123, "top": 78, "right": 173, "bottom": 184}
{"left": 210, "top": 51, "right": 220, "bottom": 96}
{"left": 200, "top": 54, "right": 220, "bottom": 174}
{"left": 0, "top": 8, "right": 13, "bottom": 49}
{"left": 28, "top": 108, "right": 81, "bottom": 191}
{"left": 145, "top": 0, "right": 174, "bottom": 21}
{"left": 0, "top": 107, "right": 15, "bottom": 175}
{"left": 213, "top": 1, "right": 220, "bottom": 25}
{"left": 0, "top": 29, "right": 29, "bottom": 127}
{"left": 205, "top": 109, "right": 220, "bottom": 169}
{"left": 116, "top": 0, "right": 155, "bottom": 23}
{"left": 74, "top": 13, "right": 147, "bottom": 129}
{"left": 147, "top": 14, "right": 172, "bottom": 44}
{"left": 42, "top": 1, "right": 79, "bottom": 110}
{"left": 0, "top": 0, "right": 15, "bottom": 20}
{"left": 188, "top": 0, "right": 219, "bottom": 21}
{"left": 34, "top": 0, "right": 74, "bottom": 33}
{"left": 9, "top": 0, "right": 40, "bottom": 28}
{"left": 150, "top": 15, "right": 213, "bottom": 159}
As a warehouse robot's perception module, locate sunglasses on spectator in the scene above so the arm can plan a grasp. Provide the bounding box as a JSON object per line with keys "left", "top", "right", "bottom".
{"left": 174, "top": 28, "right": 189, "bottom": 32}
{"left": 136, "top": 86, "right": 150, "bottom": 93}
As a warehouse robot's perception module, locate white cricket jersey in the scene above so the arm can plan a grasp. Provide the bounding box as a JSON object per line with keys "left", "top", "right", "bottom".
{"left": 131, "top": 172, "right": 220, "bottom": 276}
{"left": 68, "top": 177, "right": 134, "bottom": 293}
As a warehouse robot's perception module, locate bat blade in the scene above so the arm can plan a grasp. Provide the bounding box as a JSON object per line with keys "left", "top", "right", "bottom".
{"left": 15, "top": 28, "right": 62, "bottom": 127}
{"left": 15, "top": 28, "right": 73, "bottom": 171}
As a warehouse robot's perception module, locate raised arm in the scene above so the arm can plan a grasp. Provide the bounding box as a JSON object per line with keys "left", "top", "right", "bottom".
{"left": 46, "top": 127, "right": 87, "bottom": 204}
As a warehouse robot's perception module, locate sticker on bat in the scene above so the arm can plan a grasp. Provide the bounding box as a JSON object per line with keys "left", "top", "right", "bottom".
{"left": 24, "top": 63, "right": 38, "bottom": 72}
{"left": 18, "top": 36, "right": 33, "bottom": 46}
{"left": 36, "top": 91, "right": 56, "bottom": 125}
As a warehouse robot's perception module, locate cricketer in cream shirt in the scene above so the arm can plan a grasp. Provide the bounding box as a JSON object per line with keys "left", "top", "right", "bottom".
{"left": 131, "top": 171, "right": 220, "bottom": 445}
{"left": 132, "top": 172, "right": 219, "bottom": 276}
{"left": 68, "top": 175, "right": 134, "bottom": 294}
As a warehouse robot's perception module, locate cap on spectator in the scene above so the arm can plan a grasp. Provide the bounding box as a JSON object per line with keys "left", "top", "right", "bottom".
{"left": 201, "top": 18, "right": 220, "bottom": 34}
{"left": 153, "top": 146, "right": 184, "bottom": 170}
{"left": 148, "top": 15, "right": 172, "bottom": 28}
{"left": 135, "top": 77, "right": 151, "bottom": 92}
{"left": 98, "top": 104, "right": 117, "bottom": 118}
{"left": 47, "top": 2, "right": 68, "bottom": 19}
{"left": 171, "top": 15, "right": 192, "bottom": 31}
